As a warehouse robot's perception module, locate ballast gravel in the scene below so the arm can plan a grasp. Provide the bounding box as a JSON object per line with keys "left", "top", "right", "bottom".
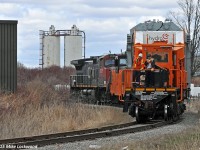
{"left": 29, "top": 112, "right": 200, "bottom": 150}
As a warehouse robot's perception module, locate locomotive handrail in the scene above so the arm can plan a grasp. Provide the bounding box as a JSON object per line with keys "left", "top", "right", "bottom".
{"left": 169, "top": 69, "right": 187, "bottom": 102}
{"left": 119, "top": 68, "right": 187, "bottom": 101}
{"left": 180, "top": 70, "right": 183, "bottom": 102}
{"left": 180, "top": 70, "right": 187, "bottom": 101}
{"left": 129, "top": 68, "right": 168, "bottom": 87}
{"left": 122, "top": 68, "right": 185, "bottom": 88}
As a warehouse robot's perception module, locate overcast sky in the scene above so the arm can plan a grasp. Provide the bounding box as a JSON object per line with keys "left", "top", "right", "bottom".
{"left": 0, "top": 0, "right": 180, "bottom": 67}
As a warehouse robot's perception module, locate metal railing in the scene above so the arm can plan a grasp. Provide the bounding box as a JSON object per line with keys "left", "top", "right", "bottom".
{"left": 70, "top": 75, "right": 92, "bottom": 87}
{"left": 122, "top": 68, "right": 169, "bottom": 89}
{"left": 121, "top": 68, "right": 187, "bottom": 90}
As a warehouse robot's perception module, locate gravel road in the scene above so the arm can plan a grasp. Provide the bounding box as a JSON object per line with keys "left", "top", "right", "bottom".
{"left": 29, "top": 112, "right": 200, "bottom": 150}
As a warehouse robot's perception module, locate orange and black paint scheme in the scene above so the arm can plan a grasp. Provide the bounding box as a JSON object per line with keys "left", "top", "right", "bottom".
{"left": 110, "top": 40, "right": 189, "bottom": 123}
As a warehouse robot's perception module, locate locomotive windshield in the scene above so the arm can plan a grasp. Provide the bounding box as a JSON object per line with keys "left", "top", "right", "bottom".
{"left": 119, "top": 58, "right": 127, "bottom": 66}
{"left": 105, "top": 58, "right": 127, "bottom": 67}
{"left": 105, "top": 59, "right": 115, "bottom": 67}
{"left": 146, "top": 52, "right": 168, "bottom": 62}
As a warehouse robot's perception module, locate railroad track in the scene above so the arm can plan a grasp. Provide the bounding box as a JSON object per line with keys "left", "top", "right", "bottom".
{"left": 0, "top": 120, "right": 170, "bottom": 149}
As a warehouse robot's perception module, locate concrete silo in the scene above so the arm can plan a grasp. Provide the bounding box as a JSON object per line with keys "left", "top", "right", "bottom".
{"left": 64, "top": 25, "right": 82, "bottom": 67}
{"left": 40, "top": 25, "right": 60, "bottom": 68}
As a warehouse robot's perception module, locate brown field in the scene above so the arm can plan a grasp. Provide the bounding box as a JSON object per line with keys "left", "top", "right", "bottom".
{"left": 192, "top": 76, "right": 200, "bottom": 86}
{"left": 1, "top": 65, "right": 199, "bottom": 149}
{"left": 0, "top": 66, "right": 132, "bottom": 140}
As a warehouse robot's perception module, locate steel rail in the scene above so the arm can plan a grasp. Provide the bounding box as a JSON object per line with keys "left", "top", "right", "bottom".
{"left": 0, "top": 121, "right": 137, "bottom": 145}
{"left": 0, "top": 120, "right": 167, "bottom": 148}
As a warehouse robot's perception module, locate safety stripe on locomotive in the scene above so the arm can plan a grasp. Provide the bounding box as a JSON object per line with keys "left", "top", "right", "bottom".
{"left": 125, "top": 88, "right": 176, "bottom": 92}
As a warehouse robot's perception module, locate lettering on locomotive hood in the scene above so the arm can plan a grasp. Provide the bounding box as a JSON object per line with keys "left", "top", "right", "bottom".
{"left": 144, "top": 31, "right": 175, "bottom": 44}
{"left": 148, "top": 34, "right": 169, "bottom": 41}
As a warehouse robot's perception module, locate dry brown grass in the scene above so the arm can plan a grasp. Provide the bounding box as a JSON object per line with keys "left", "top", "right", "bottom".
{"left": 187, "top": 100, "right": 200, "bottom": 114}
{"left": 0, "top": 102, "right": 131, "bottom": 139}
{"left": 192, "top": 76, "right": 200, "bottom": 86}
{"left": 0, "top": 66, "right": 132, "bottom": 140}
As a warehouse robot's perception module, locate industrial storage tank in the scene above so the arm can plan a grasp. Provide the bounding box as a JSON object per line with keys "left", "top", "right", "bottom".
{"left": 40, "top": 25, "right": 60, "bottom": 68}
{"left": 64, "top": 25, "right": 82, "bottom": 67}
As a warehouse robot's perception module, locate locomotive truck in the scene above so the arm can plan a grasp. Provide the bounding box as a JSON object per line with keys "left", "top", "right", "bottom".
{"left": 70, "top": 20, "right": 190, "bottom": 123}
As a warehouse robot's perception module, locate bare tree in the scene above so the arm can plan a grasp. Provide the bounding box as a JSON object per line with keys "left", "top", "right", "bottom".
{"left": 169, "top": 0, "right": 200, "bottom": 76}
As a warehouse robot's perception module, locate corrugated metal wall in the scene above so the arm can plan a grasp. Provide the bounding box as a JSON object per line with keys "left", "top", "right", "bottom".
{"left": 0, "top": 20, "right": 18, "bottom": 92}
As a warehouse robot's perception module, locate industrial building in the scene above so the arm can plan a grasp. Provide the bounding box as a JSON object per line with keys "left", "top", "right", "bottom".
{"left": 0, "top": 20, "right": 18, "bottom": 92}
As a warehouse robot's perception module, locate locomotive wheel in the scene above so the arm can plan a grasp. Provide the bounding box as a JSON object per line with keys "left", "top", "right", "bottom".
{"left": 135, "top": 106, "right": 147, "bottom": 123}
{"left": 128, "top": 103, "right": 135, "bottom": 117}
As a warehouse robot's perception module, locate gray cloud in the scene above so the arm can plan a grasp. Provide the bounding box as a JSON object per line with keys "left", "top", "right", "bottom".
{"left": 0, "top": 0, "right": 179, "bottom": 67}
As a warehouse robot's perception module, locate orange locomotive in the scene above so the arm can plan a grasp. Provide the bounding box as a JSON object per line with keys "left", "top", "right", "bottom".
{"left": 110, "top": 20, "right": 190, "bottom": 123}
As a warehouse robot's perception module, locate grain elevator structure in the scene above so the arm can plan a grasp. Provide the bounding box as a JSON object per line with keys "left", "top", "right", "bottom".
{"left": 64, "top": 25, "right": 82, "bottom": 67}
{"left": 39, "top": 25, "right": 85, "bottom": 68}
{"left": 40, "top": 25, "right": 60, "bottom": 68}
